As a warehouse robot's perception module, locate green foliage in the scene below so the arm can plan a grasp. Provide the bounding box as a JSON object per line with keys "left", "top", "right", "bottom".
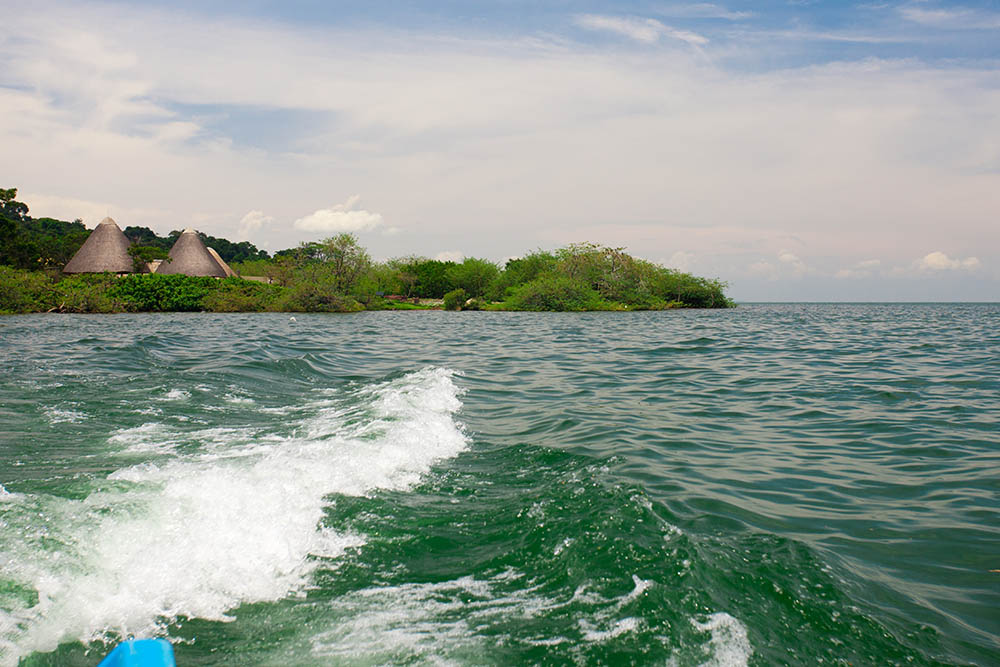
{"left": 50, "top": 274, "right": 121, "bottom": 313}
{"left": 2, "top": 188, "right": 734, "bottom": 314}
{"left": 282, "top": 234, "right": 371, "bottom": 295}
{"left": 488, "top": 251, "right": 559, "bottom": 300}
{"left": 442, "top": 288, "right": 467, "bottom": 311}
{"left": 230, "top": 259, "right": 271, "bottom": 277}
{"left": 123, "top": 226, "right": 173, "bottom": 252}
{"left": 108, "top": 274, "right": 218, "bottom": 312}
{"left": 366, "top": 262, "right": 407, "bottom": 296}
{"left": 382, "top": 257, "right": 457, "bottom": 297}
{"left": 124, "top": 227, "right": 268, "bottom": 263}
{"left": 445, "top": 257, "right": 499, "bottom": 298}
{"left": 276, "top": 282, "right": 363, "bottom": 313}
{"left": 128, "top": 245, "right": 169, "bottom": 273}
{"left": 198, "top": 234, "right": 268, "bottom": 263}
{"left": 493, "top": 243, "right": 732, "bottom": 310}
{"left": 1, "top": 189, "right": 89, "bottom": 269}
{"left": 0, "top": 266, "right": 53, "bottom": 313}
{"left": 504, "top": 275, "right": 605, "bottom": 312}
{"left": 201, "top": 278, "right": 282, "bottom": 312}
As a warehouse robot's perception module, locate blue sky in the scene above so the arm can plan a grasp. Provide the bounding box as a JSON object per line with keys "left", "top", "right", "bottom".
{"left": 2, "top": 0, "right": 999, "bottom": 300}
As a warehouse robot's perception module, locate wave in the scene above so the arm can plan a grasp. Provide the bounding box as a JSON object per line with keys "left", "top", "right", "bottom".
{"left": 0, "top": 367, "right": 467, "bottom": 665}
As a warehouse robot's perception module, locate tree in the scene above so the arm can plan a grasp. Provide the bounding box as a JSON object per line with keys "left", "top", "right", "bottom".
{"left": 445, "top": 257, "right": 499, "bottom": 298}
{"left": 312, "top": 234, "right": 372, "bottom": 294}
{"left": 1, "top": 188, "right": 29, "bottom": 222}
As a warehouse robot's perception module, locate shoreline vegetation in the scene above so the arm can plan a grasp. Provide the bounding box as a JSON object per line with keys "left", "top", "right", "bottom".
{"left": 1, "top": 187, "right": 733, "bottom": 314}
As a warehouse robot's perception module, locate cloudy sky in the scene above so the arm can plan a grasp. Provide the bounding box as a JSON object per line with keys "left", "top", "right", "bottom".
{"left": 2, "top": 0, "right": 998, "bottom": 300}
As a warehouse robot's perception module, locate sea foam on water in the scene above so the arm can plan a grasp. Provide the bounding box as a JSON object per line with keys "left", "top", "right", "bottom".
{"left": 0, "top": 367, "right": 468, "bottom": 665}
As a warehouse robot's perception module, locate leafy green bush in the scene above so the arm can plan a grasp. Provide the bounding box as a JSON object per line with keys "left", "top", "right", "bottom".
{"left": 0, "top": 267, "right": 53, "bottom": 313}
{"left": 229, "top": 259, "right": 271, "bottom": 278}
{"left": 51, "top": 274, "right": 120, "bottom": 313}
{"left": 276, "top": 281, "right": 363, "bottom": 312}
{"left": 108, "top": 274, "right": 218, "bottom": 312}
{"left": 443, "top": 288, "right": 466, "bottom": 311}
{"left": 445, "top": 258, "right": 498, "bottom": 298}
{"left": 201, "top": 278, "right": 283, "bottom": 312}
{"left": 488, "top": 251, "right": 559, "bottom": 300}
{"left": 504, "top": 275, "right": 606, "bottom": 311}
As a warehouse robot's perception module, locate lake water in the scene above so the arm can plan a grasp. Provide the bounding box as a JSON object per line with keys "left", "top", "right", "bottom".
{"left": 0, "top": 305, "right": 998, "bottom": 665}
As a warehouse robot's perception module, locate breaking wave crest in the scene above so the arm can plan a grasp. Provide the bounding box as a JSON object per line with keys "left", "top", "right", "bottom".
{"left": 0, "top": 367, "right": 467, "bottom": 665}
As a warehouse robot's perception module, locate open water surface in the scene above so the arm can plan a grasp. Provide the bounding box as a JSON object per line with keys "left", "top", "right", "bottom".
{"left": 0, "top": 305, "right": 998, "bottom": 665}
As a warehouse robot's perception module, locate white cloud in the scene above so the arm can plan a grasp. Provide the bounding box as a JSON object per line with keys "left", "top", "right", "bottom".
{"left": 657, "top": 4, "right": 753, "bottom": 20}
{"left": 778, "top": 251, "right": 807, "bottom": 275}
{"left": 666, "top": 251, "right": 695, "bottom": 272}
{"left": 575, "top": 15, "right": 708, "bottom": 45}
{"left": 916, "top": 251, "right": 981, "bottom": 271}
{"left": 835, "top": 259, "right": 881, "bottom": 279}
{"left": 19, "top": 192, "right": 166, "bottom": 228}
{"left": 900, "top": 6, "right": 1000, "bottom": 30}
{"left": 748, "top": 260, "right": 779, "bottom": 280}
{"left": 434, "top": 250, "right": 464, "bottom": 262}
{"left": 1, "top": 3, "right": 998, "bottom": 299}
{"left": 237, "top": 210, "right": 274, "bottom": 240}
{"left": 293, "top": 196, "right": 383, "bottom": 234}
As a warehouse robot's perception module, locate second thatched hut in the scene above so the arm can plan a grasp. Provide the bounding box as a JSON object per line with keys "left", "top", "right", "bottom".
{"left": 156, "top": 228, "right": 229, "bottom": 278}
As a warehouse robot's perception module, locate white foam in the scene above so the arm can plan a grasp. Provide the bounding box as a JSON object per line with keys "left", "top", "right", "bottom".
{"left": 42, "top": 407, "right": 86, "bottom": 424}
{"left": 0, "top": 367, "right": 468, "bottom": 666}
{"left": 108, "top": 422, "right": 178, "bottom": 452}
{"left": 160, "top": 389, "right": 190, "bottom": 401}
{"left": 311, "top": 570, "right": 657, "bottom": 660}
{"left": 691, "top": 612, "right": 753, "bottom": 667}
{"left": 579, "top": 616, "right": 641, "bottom": 642}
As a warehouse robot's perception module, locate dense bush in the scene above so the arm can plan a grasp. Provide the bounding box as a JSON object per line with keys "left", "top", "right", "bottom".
{"left": 200, "top": 279, "right": 282, "bottom": 312}
{"left": 108, "top": 274, "right": 219, "bottom": 312}
{"left": 0, "top": 266, "right": 53, "bottom": 313}
{"left": 443, "top": 288, "right": 466, "bottom": 311}
{"left": 51, "top": 274, "right": 121, "bottom": 313}
{"left": 445, "top": 258, "right": 498, "bottom": 298}
{"left": 488, "top": 251, "right": 559, "bottom": 300}
{"left": 275, "top": 282, "right": 363, "bottom": 313}
{"left": 505, "top": 275, "right": 606, "bottom": 312}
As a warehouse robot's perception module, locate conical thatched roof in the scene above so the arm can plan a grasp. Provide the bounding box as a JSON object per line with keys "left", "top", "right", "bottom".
{"left": 155, "top": 228, "right": 227, "bottom": 277}
{"left": 63, "top": 217, "right": 134, "bottom": 274}
{"left": 206, "top": 246, "right": 236, "bottom": 277}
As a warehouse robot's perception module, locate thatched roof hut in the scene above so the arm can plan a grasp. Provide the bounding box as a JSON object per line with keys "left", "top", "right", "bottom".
{"left": 155, "top": 228, "right": 227, "bottom": 277}
{"left": 62, "top": 217, "right": 134, "bottom": 274}
{"left": 206, "top": 246, "right": 236, "bottom": 277}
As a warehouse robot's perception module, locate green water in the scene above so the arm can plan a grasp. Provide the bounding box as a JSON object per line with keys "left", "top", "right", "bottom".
{"left": 0, "top": 305, "right": 997, "bottom": 665}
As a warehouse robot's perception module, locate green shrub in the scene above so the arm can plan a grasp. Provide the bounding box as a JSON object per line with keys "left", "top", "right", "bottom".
{"left": 0, "top": 267, "right": 53, "bottom": 313}
{"left": 445, "top": 258, "right": 498, "bottom": 298}
{"left": 504, "top": 275, "right": 605, "bottom": 312}
{"left": 108, "top": 274, "right": 218, "bottom": 311}
{"left": 488, "top": 251, "right": 559, "bottom": 301}
{"left": 201, "top": 278, "right": 283, "bottom": 312}
{"left": 276, "top": 282, "right": 363, "bottom": 312}
{"left": 51, "top": 274, "right": 120, "bottom": 313}
{"left": 443, "top": 288, "right": 466, "bottom": 311}
{"left": 230, "top": 259, "right": 271, "bottom": 277}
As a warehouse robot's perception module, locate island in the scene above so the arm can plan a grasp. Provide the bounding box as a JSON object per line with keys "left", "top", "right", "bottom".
{"left": 1, "top": 187, "right": 733, "bottom": 314}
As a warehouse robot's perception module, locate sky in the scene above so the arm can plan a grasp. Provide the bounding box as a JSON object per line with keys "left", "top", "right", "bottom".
{"left": 2, "top": 0, "right": 998, "bottom": 301}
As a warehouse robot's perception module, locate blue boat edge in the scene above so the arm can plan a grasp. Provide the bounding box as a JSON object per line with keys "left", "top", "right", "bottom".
{"left": 97, "top": 639, "right": 176, "bottom": 667}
